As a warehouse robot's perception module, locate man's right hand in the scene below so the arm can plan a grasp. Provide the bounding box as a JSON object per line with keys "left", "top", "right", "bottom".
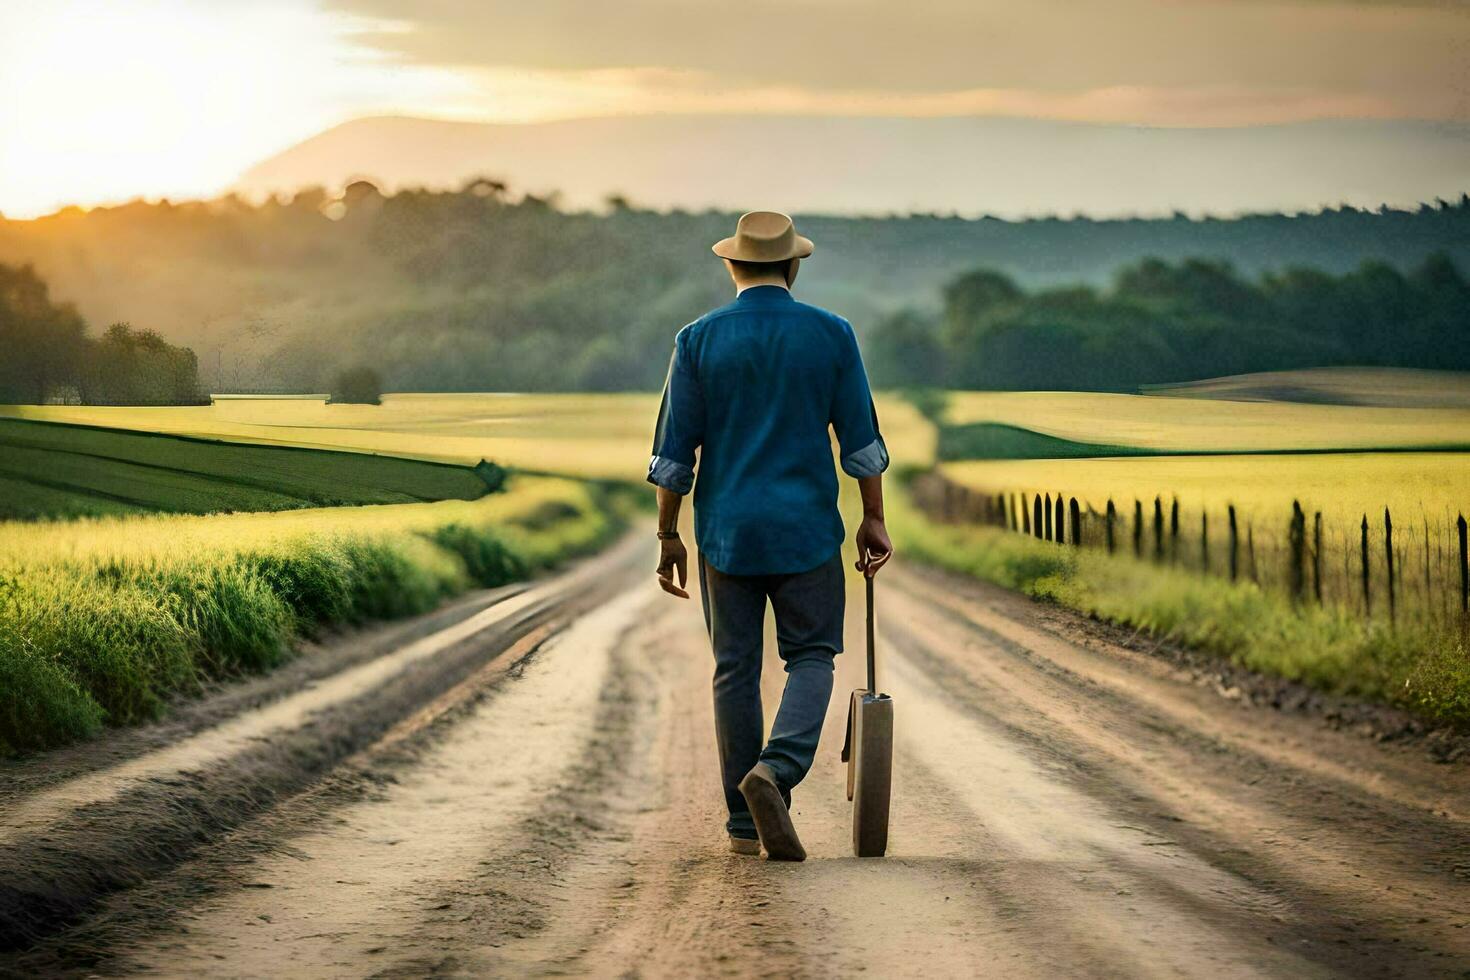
{"left": 656, "top": 535, "right": 690, "bottom": 599}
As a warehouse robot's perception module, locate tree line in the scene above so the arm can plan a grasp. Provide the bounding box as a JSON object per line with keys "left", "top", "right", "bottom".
{"left": 0, "top": 185, "right": 1467, "bottom": 394}
{"left": 867, "top": 253, "right": 1470, "bottom": 391}
{"left": 0, "top": 263, "right": 202, "bottom": 405}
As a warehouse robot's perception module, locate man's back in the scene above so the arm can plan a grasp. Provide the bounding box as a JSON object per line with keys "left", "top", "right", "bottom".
{"left": 650, "top": 284, "right": 887, "bottom": 575}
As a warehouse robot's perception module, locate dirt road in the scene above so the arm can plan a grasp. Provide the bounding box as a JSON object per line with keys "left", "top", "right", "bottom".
{"left": 3, "top": 533, "right": 1468, "bottom": 977}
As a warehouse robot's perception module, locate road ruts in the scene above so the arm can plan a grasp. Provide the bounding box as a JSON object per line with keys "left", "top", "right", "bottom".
{"left": 5, "top": 554, "right": 1468, "bottom": 978}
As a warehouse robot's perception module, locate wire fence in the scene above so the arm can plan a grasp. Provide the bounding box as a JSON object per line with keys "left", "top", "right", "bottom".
{"left": 910, "top": 471, "right": 1470, "bottom": 630}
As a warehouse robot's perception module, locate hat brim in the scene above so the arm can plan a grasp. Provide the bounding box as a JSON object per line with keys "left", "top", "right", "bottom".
{"left": 711, "top": 234, "right": 814, "bottom": 262}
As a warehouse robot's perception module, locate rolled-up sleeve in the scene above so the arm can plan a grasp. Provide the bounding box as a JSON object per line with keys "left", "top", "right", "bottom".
{"left": 647, "top": 330, "right": 704, "bottom": 495}
{"left": 831, "top": 321, "right": 889, "bottom": 479}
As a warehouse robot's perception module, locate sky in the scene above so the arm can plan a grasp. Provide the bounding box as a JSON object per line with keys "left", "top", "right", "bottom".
{"left": 0, "top": 0, "right": 1466, "bottom": 219}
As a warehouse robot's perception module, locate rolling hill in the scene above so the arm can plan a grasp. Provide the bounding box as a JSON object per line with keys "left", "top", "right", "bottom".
{"left": 237, "top": 115, "right": 1470, "bottom": 221}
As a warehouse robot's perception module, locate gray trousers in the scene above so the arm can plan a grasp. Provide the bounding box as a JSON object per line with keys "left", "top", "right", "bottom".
{"left": 698, "top": 551, "right": 845, "bottom": 839}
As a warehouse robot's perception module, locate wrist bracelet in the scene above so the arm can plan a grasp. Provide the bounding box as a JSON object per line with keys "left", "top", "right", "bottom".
{"left": 656, "top": 529, "right": 680, "bottom": 540}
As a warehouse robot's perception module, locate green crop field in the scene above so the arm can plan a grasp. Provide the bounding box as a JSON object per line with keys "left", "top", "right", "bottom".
{"left": 0, "top": 418, "right": 498, "bottom": 521}
{"left": 0, "top": 392, "right": 937, "bottom": 481}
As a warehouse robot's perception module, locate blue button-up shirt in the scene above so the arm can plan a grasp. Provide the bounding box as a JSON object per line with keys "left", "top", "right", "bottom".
{"left": 647, "top": 284, "right": 889, "bottom": 575}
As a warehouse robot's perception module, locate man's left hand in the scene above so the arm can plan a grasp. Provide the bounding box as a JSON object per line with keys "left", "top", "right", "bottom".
{"left": 656, "top": 536, "right": 690, "bottom": 598}
{"left": 854, "top": 516, "right": 892, "bottom": 578}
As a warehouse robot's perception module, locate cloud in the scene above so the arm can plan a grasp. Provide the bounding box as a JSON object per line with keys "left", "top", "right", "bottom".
{"left": 322, "top": 0, "right": 1469, "bottom": 126}
{"left": 425, "top": 66, "right": 1458, "bottom": 128}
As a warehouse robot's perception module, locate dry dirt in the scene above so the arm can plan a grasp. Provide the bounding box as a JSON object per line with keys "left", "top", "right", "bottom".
{"left": 2, "top": 538, "right": 1468, "bottom": 978}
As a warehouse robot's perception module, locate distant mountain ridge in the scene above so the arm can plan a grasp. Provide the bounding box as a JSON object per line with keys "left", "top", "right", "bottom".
{"left": 237, "top": 114, "right": 1470, "bottom": 219}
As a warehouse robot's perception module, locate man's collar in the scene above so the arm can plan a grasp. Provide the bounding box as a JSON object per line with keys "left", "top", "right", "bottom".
{"left": 735, "top": 283, "right": 793, "bottom": 300}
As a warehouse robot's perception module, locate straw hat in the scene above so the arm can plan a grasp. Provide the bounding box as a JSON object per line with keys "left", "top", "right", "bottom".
{"left": 712, "top": 211, "right": 814, "bottom": 262}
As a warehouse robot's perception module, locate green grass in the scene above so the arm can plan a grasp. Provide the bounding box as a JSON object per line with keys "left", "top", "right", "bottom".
{"left": 0, "top": 476, "right": 622, "bottom": 755}
{"left": 889, "top": 481, "right": 1470, "bottom": 729}
{"left": 0, "top": 418, "right": 497, "bottom": 520}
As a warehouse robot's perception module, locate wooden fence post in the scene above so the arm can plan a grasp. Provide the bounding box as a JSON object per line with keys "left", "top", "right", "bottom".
{"left": 1069, "top": 497, "right": 1081, "bottom": 547}
{"left": 1033, "top": 496, "right": 1043, "bottom": 540}
{"left": 1055, "top": 495, "right": 1065, "bottom": 546}
{"left": 1153, "top": 496, "right": 1164, "bottom": 562}
{"left": 1134, "top": 500, "right": 1143, "bottom": 558}
{"left": 1360, "top": 514, "right": 1371, "bottom": 616}
{"left": 1289, "top": 500, "right": 1306, "bottom": 603}
{"left": 1247, "top": 524, "right": 1258, "bottom": 583}
{"left": 1169, "top": 498, "right": 1180, "bottom": 563}
{"left": 1022, "top": 494, "right": 1031, "bottom": 535}
{"left": 1043, "top": 494, "right": 1052, "bottom": 541}
{"left": 1313, "top": 511, "right": 1323, "bottom": 604}
{"left": 1228, "top": 505, "right": 1239, "bottom": 582}
{"left": 1105, "top": 500, "right": 1116, "bottom": 554}
{"left": 1385, "top": 507, "right": 1396, "bottom": 624}
{"left": 1458, "top": 514, "right": 1468, "bottom": 616}
{"left": 1201, "top": 511, "right": 1210, "bottom": 573}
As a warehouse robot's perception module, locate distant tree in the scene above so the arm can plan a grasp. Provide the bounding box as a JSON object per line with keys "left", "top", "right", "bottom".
{"left": 940, "top": 270, "right": 1023, "bottom": 382}
{"left": 0, "top": 263, "right": 87, "bottom": 403}
{"left": 330, "top": 366, "right": 383, "bottom": 405}
{"left": 867, "top": 309, "right": 945, "bottom": 388}
{"left": 462, "top": 176, "right": 508, "bottom": 201}
{"left": 343, "top": 179, "right": 383, "bottom": 206}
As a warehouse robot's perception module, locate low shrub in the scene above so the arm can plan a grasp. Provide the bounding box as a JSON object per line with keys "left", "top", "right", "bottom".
{"left": 0, "top": 475, "right": 620, "bottom": 754}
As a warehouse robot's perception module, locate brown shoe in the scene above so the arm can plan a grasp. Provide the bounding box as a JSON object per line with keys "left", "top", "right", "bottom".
{"left": 738, "top": 763, "right": 806, "bottom": 861}
{"left": 729, "top": 836, "right": 761, "bottom": 856}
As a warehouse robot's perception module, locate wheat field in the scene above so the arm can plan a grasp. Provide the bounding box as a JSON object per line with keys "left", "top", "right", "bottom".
{"left": 942, "top": 391, "right": 1470, "bottom": 453}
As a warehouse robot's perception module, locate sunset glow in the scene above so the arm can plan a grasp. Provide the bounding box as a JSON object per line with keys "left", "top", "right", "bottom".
{"left": 0, "top": 1, "right": 467, "bottom": 218}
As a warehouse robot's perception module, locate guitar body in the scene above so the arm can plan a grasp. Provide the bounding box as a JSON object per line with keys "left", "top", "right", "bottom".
{"left": 847, "top": 690, "right": 893, "bottom": 856}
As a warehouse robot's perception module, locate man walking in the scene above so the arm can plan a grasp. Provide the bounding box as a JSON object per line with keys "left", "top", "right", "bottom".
{"left": 647, "top": 211, "right": 892, "bottom": 861}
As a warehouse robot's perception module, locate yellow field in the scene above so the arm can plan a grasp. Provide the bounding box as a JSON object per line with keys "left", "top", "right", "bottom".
{"left": 943, "top": 391, "right": 1470, "bottom": 453}
{"left": 0, "top": 393, "right": 936, "bottom": 481}
{"left": 943, "top": 453, "right": 1470, "bottom": 527}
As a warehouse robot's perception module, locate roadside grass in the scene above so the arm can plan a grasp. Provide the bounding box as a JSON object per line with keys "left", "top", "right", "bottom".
{"left": 0, "top": 475, "right": 622, "bottom": 755}
{"left": 889, "top": 479, "right": 1470, "bottom": 729}
{"left": 0, "top": 418, "right": 495, "bottom": 520}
